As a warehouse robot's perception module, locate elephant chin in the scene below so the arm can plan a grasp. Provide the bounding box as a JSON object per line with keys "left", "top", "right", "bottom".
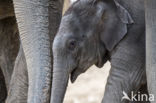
{"left": 70, "top": 68, "right": 81, "bottom": 83}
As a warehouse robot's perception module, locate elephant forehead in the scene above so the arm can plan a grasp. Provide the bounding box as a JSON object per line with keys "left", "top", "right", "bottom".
{"left": 60, "top": 15, "right": 82, "bottom": 34}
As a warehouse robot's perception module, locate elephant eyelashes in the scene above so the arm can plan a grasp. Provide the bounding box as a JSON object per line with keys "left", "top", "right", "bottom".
{"left": 68, "top": 39, "right": 77, "bottom": 51}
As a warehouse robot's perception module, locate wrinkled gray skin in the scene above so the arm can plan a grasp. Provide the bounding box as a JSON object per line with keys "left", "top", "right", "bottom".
{"left": 0, "top": 68, "right": 7, "bottom": 103}
{"left": 0, "top": 0, "right": 64, "bottom": 103}
{"left": 51, "top": 0, "right": 147, "bottom": 103}
{"left": 0, "top": 17, "right": 19, "bottom": 103}
{"left": 145, "top": 0, "right": 156, "bottom": 102}
{"left": 6, "top": 46, "right": 28, "bottom": 103}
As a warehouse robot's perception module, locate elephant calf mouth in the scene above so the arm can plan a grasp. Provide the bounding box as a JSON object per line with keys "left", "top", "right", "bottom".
{"left": 70, "top": 67, "right": 80, "bottom": 83}
{"left": 70, "top": 66, "right": 87, "bottom": 83}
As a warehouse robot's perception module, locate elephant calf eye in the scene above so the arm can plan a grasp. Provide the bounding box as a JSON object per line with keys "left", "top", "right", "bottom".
{"left": 68, "top": 39, "right": 77, "bottom": 51}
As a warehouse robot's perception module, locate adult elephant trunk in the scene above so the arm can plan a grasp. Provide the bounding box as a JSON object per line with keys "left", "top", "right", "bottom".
{"left": 145, "top": 0, "right": 156, "bottom": 101}
{"left": 13, "top": 0, "right": 51, "bottom": 102}
{"left": 50, "top": 56, "right": 69, "bottom": 103}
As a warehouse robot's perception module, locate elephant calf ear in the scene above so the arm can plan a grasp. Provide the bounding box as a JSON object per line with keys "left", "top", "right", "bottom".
{"left": 101, "top": 0, "right": 134, "bottom": 51}
{"left": 114, "top": 0, "right": 134, "bottom": 24}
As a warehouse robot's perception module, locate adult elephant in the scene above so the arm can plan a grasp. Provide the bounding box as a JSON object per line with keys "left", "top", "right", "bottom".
{"left": 0, "top": 0, "right": 64, "bottom": 103}
{"left": 51, "top": 0, "right": 147, "bottom": 103}
{"left": 145, "top": 0, "right": 156, "bottom": 102}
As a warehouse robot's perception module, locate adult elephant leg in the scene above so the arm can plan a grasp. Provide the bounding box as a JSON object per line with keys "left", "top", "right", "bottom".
{"left": 0, "top": 67, "right": 7, "bottom": 103}
{"left": 6, "top": 46, "right": 28, "bottom": 103}
{"left": 0, "top": 17, "right": 19, "bottom": 90}
{"left": 145, "top": 0, "right": 156, "bottom": 102}
{"left": 13, "top": 0, "right": 64, "bottom": 102}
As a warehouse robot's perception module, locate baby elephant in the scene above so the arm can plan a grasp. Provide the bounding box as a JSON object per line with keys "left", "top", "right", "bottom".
{"left": 51, "top": 0, "right": 146, "bottom": 103}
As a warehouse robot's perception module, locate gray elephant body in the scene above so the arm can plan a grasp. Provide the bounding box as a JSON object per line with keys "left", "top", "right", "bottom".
{"left": 104, "top": 0, "right": 146, "bottom": 102}
{"left": 145, "top": 0, "right": 156, "bottom": 101}
{"left": 51, "top": 0, "right": 147, "bottom": 103}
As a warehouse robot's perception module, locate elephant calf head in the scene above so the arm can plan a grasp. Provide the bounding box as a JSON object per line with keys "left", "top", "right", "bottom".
{"left": 51, "top": 0, "right": 134, "bottom": 103}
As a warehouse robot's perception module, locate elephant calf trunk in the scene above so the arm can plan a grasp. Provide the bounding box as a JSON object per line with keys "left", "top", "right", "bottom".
{"left": 51, "top": 59, "right": 69, "bottom": 103}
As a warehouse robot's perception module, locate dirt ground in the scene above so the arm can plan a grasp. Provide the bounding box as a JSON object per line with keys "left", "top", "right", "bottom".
{"left": 64, "top": 62, "right": 111, "bottom": 103}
